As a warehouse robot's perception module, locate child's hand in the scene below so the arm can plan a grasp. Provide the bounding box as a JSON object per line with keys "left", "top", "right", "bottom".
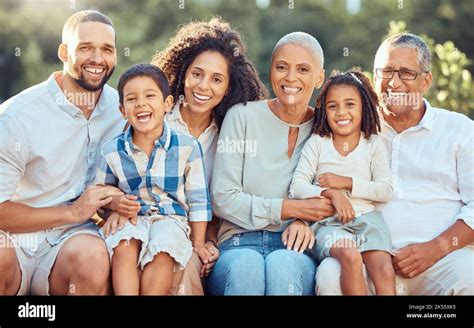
{"left": 200, "top": 241, "right": 220, "bottom": 277}
{"left": 322, "top": 189, "right": 355, "bottom": 224}
{"left": 193, "top": 244, "right": 213, "bottom": 270}
{"left": 109, "top": 194, "right": 140, "bottom": 219}
{"left": 318, "top": 173, "right": 352, "bottom": 190}
{"left": 102, "top": 212, "right": 129, "bottom": 237}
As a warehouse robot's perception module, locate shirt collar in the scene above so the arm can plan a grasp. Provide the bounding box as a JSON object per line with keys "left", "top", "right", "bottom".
{"left": 123, "top": 121, "right": 172, "bottom": 155}
{"left": 159, "top": 121, "right": 172, "bottom": 150}
{"left": 168, "top": 103, "right": 218, "bottom": 132}
{"left": 416, "top": 99, "right": 435, "bottom": 131}
{"left": 167, "top": 103, "right": 186, "bottom": 124}
{"left": 47, "top": 72, "right": 108, "bottom": 119}
{"left": 379, "top": 98, "right": 435, "bottom": 132}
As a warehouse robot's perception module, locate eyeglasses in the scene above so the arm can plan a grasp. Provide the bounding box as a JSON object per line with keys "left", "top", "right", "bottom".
{"left": 375, "top": 68, "right": 426, "bottom": 81}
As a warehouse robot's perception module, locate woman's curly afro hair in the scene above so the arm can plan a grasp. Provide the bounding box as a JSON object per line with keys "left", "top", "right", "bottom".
{"left": 151, "top": 17, "right": 268, "bottom": 129}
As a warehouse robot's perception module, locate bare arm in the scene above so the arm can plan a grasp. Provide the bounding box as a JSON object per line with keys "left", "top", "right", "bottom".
{"left": 432, "top": 219, "right": 474, "bottom": 257}
{"left": 0, "top": 185, "right": 123, "bottom": 233}
{"left": 205, "top": 216, "right": 220, "bottom": 245}
{"left": 190, "top": 221, "right": 207, "bottom": 247}
{"left": 281, "top": 198, "right": 335, "bottom": 222}
{"left": 0, "top": 201, "right": 77, "bottom": 233}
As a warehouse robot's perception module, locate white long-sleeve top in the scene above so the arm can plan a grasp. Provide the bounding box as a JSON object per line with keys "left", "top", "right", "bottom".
{"left": 290, "top": 133, "right": 393, "bottom": 216}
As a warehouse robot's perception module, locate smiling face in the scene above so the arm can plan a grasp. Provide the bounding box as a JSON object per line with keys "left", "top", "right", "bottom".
{"left": 183, "top": 50, "right": 230, "bottom": 114}
{"left": 60, "top": 21, "right": 116, "bottom": 91}
{"left": 374, "top": 46, "right": 432, "bottom": 117}
{"left": 120, "top": 76, "right": 173, "bottom": 135}
{"left": 325, "top": 84, "right": 363, "bottom": 139}
{"left": 270, "top": 43, "right": 324, "bottom": 108}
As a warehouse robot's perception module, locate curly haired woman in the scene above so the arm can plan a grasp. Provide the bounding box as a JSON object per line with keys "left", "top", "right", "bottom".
{"left": 151, "top": 17, "right": 268, "bottom": 295}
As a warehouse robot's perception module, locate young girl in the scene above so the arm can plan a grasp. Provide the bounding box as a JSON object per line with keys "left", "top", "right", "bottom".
{"left": 290, "top": 69, "right": 395, "bottom": 295}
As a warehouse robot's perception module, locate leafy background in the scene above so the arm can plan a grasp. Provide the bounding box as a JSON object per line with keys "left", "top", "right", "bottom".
{"left": 0, "top": 0, "right": 472, "bottom": 117}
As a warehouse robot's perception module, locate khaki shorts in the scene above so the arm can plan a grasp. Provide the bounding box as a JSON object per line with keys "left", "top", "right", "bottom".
{"left": 8, "top": 223, "right": 101, "bottom": 295}
{"left": 170, "top": 252, "right": 205, "bottom": 295}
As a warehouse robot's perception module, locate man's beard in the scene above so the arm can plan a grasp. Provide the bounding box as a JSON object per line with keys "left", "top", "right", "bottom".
{"left": 70, "top": 64, "right": 115, "bottom": 92}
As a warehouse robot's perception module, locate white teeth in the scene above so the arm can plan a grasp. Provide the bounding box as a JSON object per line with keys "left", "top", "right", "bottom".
{"left": 337, "top": 120, "right": 351, "bottom": 126}
{"left": 84, "top": 67, "right": 105, "bottom": 74}
{"left": 193, "top": 93, "right": 211, "bottom": 101}
{"left": 283, "top": 86, "right": 301, "bottom": 94}
{"left": 388, "top": 92, "right": 407, "bottom": 96}
{"left": 136, "top": 112, "right": 152, "bottom": 122}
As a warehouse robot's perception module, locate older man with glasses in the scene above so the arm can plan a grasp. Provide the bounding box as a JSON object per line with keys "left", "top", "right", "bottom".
{"left": 315, "top": 33, "right": 474, "bottom": 295}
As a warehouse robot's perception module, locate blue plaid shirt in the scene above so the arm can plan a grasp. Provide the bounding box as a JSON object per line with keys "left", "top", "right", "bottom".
{"left": 95, "top": 122, "right": 211, "bottom": 222}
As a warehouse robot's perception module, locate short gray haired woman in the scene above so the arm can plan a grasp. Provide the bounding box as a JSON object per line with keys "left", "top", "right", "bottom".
{"left": 207, "top": 32, "right": 336, "bottom": 295}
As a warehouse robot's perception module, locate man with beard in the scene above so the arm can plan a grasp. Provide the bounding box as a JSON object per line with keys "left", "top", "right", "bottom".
{"left": 0, "top": 10, "right": 125, "bottom": 295}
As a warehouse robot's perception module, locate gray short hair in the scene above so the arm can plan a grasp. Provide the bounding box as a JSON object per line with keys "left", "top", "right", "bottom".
{"left": 272, "top": 32, "right": 324, "bottom": 67}
{"left": 375, "top": 33, "right": 431, "bottom": 72}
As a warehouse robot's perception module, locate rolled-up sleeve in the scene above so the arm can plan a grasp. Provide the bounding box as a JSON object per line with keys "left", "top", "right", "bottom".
{"left": 456, "top": 123, "right": 474, "bottom": 229}
{"left": 0, "top": 115, "right": 27, "bottom": 203}
{"left": 211, "top": 106, "right": 282, "bottom": 231}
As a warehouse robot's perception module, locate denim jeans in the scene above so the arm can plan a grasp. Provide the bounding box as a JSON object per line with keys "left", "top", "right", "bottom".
{"left": 206, "top": 231, "right": 316, "bottom": 295}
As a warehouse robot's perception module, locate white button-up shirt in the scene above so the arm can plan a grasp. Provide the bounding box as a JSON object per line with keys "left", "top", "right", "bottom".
{"left": 376, "top": 100, "right": 474, "bottom": 250}
{"left": 165, "top": 104, "right": 219, "bottom": 187}
{"left": 0, "top": 72, "right": 125, "bottom": 252}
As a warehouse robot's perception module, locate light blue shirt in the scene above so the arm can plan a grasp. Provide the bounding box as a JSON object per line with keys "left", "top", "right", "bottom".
{"left": 0, "top": 72, "right": 125, "bottom": 251}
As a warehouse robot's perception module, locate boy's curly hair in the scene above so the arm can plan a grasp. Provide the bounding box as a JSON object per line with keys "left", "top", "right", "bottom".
{"left": 313, "top": 68, "right": 381, "bottom": 139}
{"left": 151, "top": 17, "right": 268, "bottom": 129}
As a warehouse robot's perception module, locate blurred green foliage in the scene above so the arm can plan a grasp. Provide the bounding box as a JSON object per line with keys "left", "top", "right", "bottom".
{"left": 0, "top": 0, "right": 472, "bottom": 117}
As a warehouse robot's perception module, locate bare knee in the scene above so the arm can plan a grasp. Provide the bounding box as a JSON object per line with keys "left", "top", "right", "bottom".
{"left": 336, "top": 248, "right": 363, "bottom": 270}
{"left": 59, "top": 235, "right": 110, "bottom": 290}
{"left": 364, "top": 252, "right": 395, "bottom": 281}
{"left": 113, "top": 239, "right": 140, "bottom": 260}
{"left": 152, "top": 252, "right": 174, "bottom": 265}
{"left": 0, "top": 243, "right": 18, "bottom": 279}
{"left": 0, "top": 243, "right": 21, "bottom": 294}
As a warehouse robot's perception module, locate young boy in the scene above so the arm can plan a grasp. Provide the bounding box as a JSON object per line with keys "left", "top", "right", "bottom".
{"left": 94, "top": 64, "right": 212, "bottom": 295}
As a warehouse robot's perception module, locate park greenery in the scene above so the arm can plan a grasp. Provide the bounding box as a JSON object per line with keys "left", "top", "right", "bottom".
{"left": 0, "top": 0, "right": 472, "bottom": 117}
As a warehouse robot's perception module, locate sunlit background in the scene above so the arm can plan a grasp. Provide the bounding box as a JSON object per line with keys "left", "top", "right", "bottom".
{"left": 1, "top": 0, "right": 472, "bottom": 116}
